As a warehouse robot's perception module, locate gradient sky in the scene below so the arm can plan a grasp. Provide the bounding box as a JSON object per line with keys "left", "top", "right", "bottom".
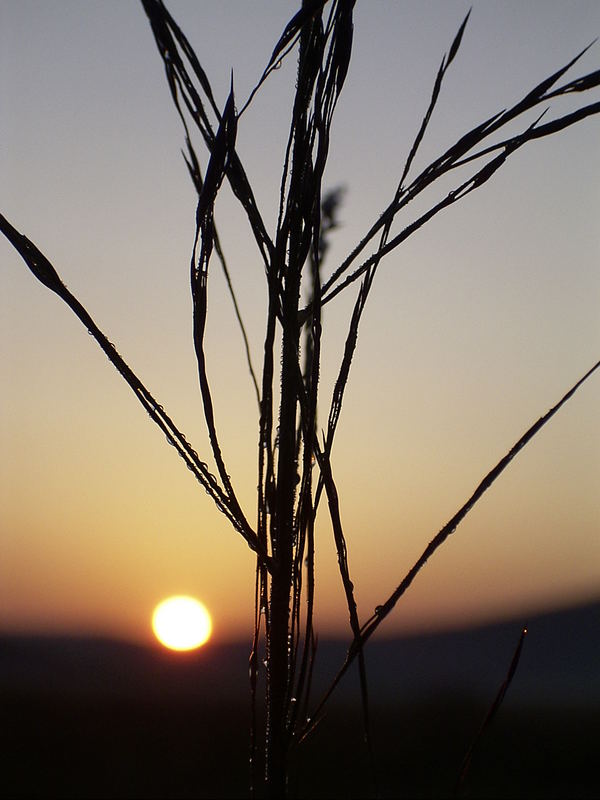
{"left": 1, "top": 1, "right": 599, "bottom": 646}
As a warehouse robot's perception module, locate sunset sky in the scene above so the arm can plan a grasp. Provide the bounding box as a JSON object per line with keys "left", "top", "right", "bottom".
{"left": 1, "top": 1, "right": 599, "bottom": 647}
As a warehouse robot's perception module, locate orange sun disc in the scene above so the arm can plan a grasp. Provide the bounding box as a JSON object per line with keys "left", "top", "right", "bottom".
{"left": 152, "top": 595, "right": 212, "bottom": 651}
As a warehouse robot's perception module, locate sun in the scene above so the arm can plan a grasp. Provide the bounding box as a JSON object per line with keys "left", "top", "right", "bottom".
{"left": 152, "top": 595, "right": 212, "bottom": 651}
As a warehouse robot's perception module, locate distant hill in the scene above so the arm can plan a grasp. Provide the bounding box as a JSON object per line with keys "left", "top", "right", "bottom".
{"left": 317, "top": 597, "right": 600, "bottom": 708}
{"left": 2, "top": 597, "right": 598, "bottom": 707}
{"left": 1, "top": 599, "right": 598, "bottom": 798}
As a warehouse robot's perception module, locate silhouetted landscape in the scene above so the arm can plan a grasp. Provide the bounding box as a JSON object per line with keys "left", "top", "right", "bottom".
{"left": 2, "top": 598, "right": 598, "bottom": 798}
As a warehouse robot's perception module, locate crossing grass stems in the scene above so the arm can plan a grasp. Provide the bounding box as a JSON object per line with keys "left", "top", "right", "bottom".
{"left": 2, "top": 1, "right": 599, "bottom": 796}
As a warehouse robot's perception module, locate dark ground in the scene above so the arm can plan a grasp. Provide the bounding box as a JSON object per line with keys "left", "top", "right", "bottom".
{"left": 1, "top": 600, "right": 598, "bottom": 799}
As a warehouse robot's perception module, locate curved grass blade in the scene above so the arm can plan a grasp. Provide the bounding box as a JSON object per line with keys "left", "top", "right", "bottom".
{"left": 239, "top": 0, "right": 328, "bottom": 116}
{"left": 142, "top": 0, "right": 275, "bottom": 268}
{"left": 307, "top": 40, "right": 599, "bottom": 310}
{"left": 0, "top": 212, "right": 266, "bottom": 564}
{"left": 455, "top": 626, "right": 528, "bottom": 795}
{"left": 190, "top": 83, "right": 254, "bottom": 536}
{"left": 301, "top": 358, "right": 600, "bottom": 735}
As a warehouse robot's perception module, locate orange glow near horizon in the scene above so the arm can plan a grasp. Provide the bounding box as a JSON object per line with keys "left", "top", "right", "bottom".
{"left": 152, "top": 596, "right": 212, "bottom": 651}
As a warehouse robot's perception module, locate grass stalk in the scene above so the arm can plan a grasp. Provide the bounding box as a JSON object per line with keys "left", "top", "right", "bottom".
{"left": 3, "top": 3, "right": 599, "bottom": 796}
